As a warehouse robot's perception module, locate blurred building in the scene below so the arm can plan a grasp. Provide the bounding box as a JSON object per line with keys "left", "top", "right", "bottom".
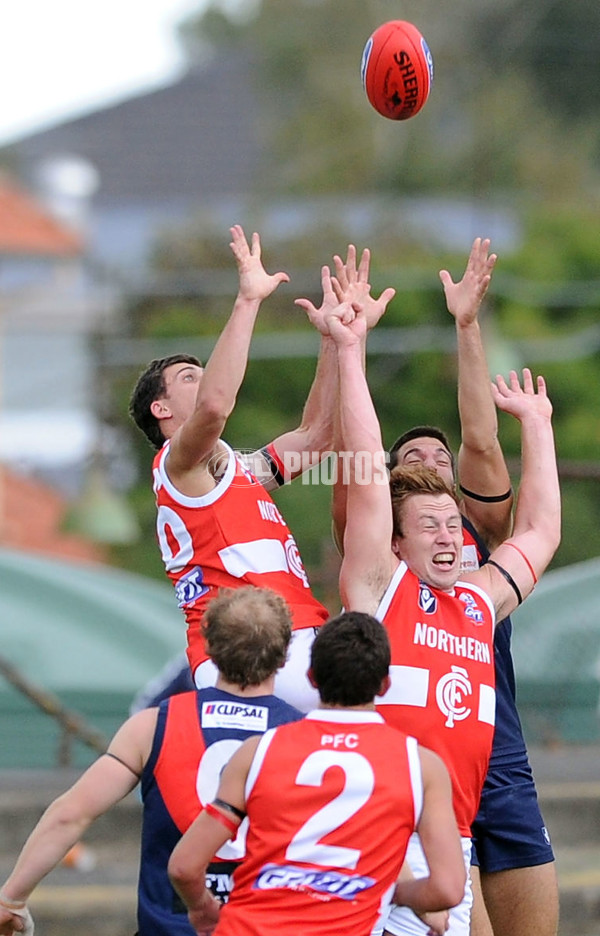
{"left": 1, "top": 57, "right": 519, "bottom": 281}
{"left": 1, "top": 57, "right": 264, "bottom": 276}
{"left": 0, "top": 168, "right": 131, "bottom": 501}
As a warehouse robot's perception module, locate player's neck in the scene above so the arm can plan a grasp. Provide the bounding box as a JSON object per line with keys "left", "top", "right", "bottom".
{"left": 216, "top": 675, "right": 276, "bottom": 698}
{"left": 318, "top": 702, "right": 377, "bottom": 712}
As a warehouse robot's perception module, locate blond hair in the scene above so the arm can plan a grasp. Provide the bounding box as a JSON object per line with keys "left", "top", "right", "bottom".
{"left": 390, "top": 465, "right": 459, "bottom": 538}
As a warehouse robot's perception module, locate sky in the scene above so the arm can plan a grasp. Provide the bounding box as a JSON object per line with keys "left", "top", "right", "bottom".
{"left": 0, "top": 0, "right": 207, "bottom": 144}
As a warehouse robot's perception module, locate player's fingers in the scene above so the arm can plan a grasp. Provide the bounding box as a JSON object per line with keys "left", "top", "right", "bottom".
{"left": 294, "top": 298, "right": 316, "bottom": 315}
{"left": 250, "top": 231, "right": 261, "bottom": 256}
{"left": 333, "top": 255, "right": 349, "bottom": 288}
{"left": 378, "top": 287, "right": 396, "bottom": 309}
{"left": 272, "top": 271, "right": 290, "bottom": 286}
{"left": 493, "top": 373, "right": 509, "bottom": 395}
{"left": 508, "top": 369, "right": 521, "bottom": 391}
{"left": 438, "top": 269, "right": 453, "bottom": 290}
{"left": 345, "top": 243, "right": 357, "bottom": 270}
{"left": 521, "top": 367, "right": 534, "bottom": 393}
{"left": 356, "top": 246, "right": 370, "bottom": 281}
{"left": 330, "top": 276, "right": 344, "bottom": 303}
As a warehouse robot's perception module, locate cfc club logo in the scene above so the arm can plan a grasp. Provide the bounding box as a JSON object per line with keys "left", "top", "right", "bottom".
{"left": 285, "top": 536, "right": 309, "bottom": 588}
{"left": 436, "top": 665, "right": 472, "bottom": 728}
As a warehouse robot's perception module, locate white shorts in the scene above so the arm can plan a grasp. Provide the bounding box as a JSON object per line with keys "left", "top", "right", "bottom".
{"left": 194, "top": 627, "right": 320, "bottom": 714}
{"left": 378, "top": 833, "right": 473, "bottom": 936}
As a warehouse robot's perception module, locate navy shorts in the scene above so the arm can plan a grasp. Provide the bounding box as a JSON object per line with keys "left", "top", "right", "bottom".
{"left": 471, "top": 758, "right": 555, "bottom": 872}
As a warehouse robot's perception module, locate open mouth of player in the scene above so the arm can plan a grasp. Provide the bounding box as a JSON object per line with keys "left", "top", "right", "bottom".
{"left": 432, "top": 552, "right": 455, "bottom": 569}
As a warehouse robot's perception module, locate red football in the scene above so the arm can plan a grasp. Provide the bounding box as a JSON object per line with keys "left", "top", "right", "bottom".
{"left": 361, "top": 20, "right": 434, "bottom": 120}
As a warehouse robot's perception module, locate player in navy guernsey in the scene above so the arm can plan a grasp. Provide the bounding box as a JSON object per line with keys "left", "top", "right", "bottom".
{"left": 329, "top": 238, "right": 558, "bottom": 936}
{"left": 0, "top": 587, "right": 302, "bottom": 936}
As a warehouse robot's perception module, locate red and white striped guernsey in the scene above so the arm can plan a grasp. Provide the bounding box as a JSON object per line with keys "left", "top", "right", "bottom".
{"left": 152, "top": 441, "right": 329, "bottom": 675}
{"left": 374, "top": 561, "right": 496, "bottom": 836}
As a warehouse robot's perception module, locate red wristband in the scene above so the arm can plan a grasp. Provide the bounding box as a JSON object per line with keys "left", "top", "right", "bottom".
{"left": 264, "top": 442, "right": 285, "bottom": 484}
{"left": 505, "top": 542, "right": 538, "bottom": 584}
{"left": 204, "top": 803, "right": 239, "bottom": 838}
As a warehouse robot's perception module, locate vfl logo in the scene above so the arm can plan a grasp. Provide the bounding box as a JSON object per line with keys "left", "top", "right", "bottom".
{"left": 436, "top": 665, "right": 472, "bottom": 728}
{"left": 175, "top": 566, "right": 209, "bottom": 607}
{"left": 285, "top": 536, "right": 309, "bottom": 588}
{"left": 419, "top": 584, "right": 437, "bottom": 615}
{"left": 238, "top": 456, "right": 258, "bottom": 484}
{"left": 459, "top": 593, "right": 484, "bottom": 625}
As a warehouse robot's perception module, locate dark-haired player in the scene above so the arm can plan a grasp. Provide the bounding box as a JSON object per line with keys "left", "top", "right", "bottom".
{"left": 129, "top": 225, "right": 337, "bottom": 712}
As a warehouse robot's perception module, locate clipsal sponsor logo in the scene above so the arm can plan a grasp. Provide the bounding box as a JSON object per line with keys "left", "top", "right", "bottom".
{"left": 202, "top": 701, "right": 269, "bottom": 732}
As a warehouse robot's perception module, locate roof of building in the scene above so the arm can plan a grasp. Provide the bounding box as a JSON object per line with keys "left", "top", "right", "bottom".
{"left": 0, "top": 172, "right": 81, "bottom": 255}
{"left": 1, "top": 468, "right": 106, "bottom": 564}
{"left": 8, "top": 58, "right": 263, "bottom": 206}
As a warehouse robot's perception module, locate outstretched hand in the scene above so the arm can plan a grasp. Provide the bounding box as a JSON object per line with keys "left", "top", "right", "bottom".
{"left": 229, "top": 225, "right": 290, "bottom": 303}
{"left": 332, "top": 244, "right": 396, "bottom": 330}
{"left": 295, "top": 265, "right": 346, "bottom": 335}
{"left": 439, "top": 237, "right": 497, "bottom": 326}
{"left": 492, "top": 368, "right": 552, "bottom": 421}
{"left": 326, "top": 305, "right": 367, "bottom": 347}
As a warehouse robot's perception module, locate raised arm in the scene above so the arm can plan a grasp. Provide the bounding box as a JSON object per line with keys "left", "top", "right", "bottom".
{"left": 254, "top": 265, "right": 344, "bottom": 487}
{"left": 440, "top": 237, "right": 513, "bottom": 548}
{"left": 0, "top": 709, "right": 156, "bottom": 936}
{"left": 328, "top": 248, "right": 396, "bottom": 551}
{"left": 167, "top": 226, "right": 289, "bottom": 481}
{"left": 327, "top": 309, "right": 398, "bottom": 615}
{"left": 465, "top": 369, "right": 561, "bottom": 621}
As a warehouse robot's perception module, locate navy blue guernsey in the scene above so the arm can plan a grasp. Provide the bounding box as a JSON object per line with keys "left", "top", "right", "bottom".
{"left": 462, "top": 515, "right": 528, "bottom": 763}
{"left": 137, "top": 687, "right": 303, "bottom": 936}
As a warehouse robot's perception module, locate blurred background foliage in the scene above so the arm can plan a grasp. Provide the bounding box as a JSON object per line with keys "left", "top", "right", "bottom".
{"left": 110, "top": 0, "right": 600, "bottom": 608}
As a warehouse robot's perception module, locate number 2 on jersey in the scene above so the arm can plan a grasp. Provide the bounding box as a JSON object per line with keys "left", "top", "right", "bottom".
{"left": 286, "top": 750, "right": 374, "bottom": 869}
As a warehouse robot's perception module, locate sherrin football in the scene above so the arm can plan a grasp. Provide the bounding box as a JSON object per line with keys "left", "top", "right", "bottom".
{"left": 361, "top": 20, "right": 434, "bottom": 120}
